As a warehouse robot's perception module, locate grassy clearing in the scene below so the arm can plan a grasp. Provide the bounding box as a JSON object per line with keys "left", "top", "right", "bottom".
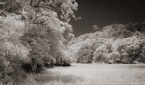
{"left": 34, "top": 70, "right": 83, "bottom": 85}
{"left": 44, "top": 64, "right": 145, "bottom": 85}
{"left": 2, "top": 64, "right": 145, "bottom": 85}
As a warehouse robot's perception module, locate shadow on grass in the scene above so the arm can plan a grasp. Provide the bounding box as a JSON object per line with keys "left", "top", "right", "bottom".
{"left": 34, "top": 71, "right": 83, "bottom": 84}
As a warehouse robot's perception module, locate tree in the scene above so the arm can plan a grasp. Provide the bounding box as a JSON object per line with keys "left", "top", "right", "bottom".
{"left": 0, "top": 0, "right": 78, "bottom": 84}
{"left": 69, "top": 22, "right": 145, "bottom": 64}
{"left": 0, "top": 13, "right": 30, "bottom": 84}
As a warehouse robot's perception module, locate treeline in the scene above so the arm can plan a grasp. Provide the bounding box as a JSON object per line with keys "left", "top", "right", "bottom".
{"left": 68, "top": 23, "right": 145, "bottom": 64}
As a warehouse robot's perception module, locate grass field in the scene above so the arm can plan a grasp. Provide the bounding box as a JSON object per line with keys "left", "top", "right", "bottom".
{"left": 36, "top": 64, "right": 145, "bottom": 85}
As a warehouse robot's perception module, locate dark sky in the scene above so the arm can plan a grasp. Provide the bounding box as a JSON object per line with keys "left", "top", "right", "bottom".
{"left": 71, "top": 0, "right": 145, "bottom": 37}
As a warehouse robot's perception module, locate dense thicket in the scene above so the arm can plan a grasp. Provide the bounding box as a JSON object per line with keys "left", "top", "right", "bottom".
{"left": 68, "top": 23, "right": 145, "bottom": 64}
{"left": 0, "top": 0, "right": 78, "bottom": 84}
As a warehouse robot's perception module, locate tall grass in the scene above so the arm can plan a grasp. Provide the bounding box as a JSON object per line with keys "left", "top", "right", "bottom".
{"left": 35, "top": 71, "right": 83, "bottom": 85}
{"left": 0, "top": 70, "right": 82, "bottom": 85}
{"left": 2, "top": 64, "right": 145, "bottom": 85}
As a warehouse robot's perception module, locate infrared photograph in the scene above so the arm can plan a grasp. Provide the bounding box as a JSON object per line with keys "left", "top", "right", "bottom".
{"left": 0, "top": 0, "right": 145, "bottom": 85}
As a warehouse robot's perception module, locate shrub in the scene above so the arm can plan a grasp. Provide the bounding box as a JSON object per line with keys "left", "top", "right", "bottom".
{"left": 112, "top": 37, "right": 145, "bottom": 63}
{"left": 0, "top": 47, "right": 28, "bottom": 85}
{"left": 54, "top": 52, "right": 71, "bottom": 66}
{"left": 106, "top": 52, "right": 120, "bottom": 64}
{"left": 93, "top": 39, "right": 112, "bottom": 63}
{"left": 77, "top": 45, "right": 94, "bottom": 63}
{"left": 0, "top": 14, "right": 30, "bottom": 84}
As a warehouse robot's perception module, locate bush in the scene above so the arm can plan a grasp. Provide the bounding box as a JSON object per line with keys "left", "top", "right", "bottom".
{"left": 77, "top": 45, "right": 94, "bottom": 63}
{"left": 0, "top": 15, "right": 30, "bottom": 84}
{"left": 106, "top": 52, "right": 121, "bottom": 64}
{"left": 93, "top": 39, "right": 112, "bottom": 63}
{"left": 140, "top": 46, "right": 145, "bottom": 62}
{"left": 0, "top": 48, "right": 28, "bottom": 85}
{"left": 54, "top": 52, "right": 71, "bottom": 66}
{"left": 111, "top": 37, "right": 145, "bottom": 64}
{"left": 69, "top": 22, "right": 145, "bottom": 64}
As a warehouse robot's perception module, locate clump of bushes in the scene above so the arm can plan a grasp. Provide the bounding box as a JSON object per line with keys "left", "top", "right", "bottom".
{"left": 54, "top": 52, "right": 71, "bottom": 66}
{"left": 75, "top": 37, "right": 145, "bottom": 64}
{"left": 77, "top": 45, "right": 94, "bottom": 63}
{"left": 70, "top": 23, "right": 145, "bottom": 64}
{"left": 93, "top": 39, "right": 112, "bottom": 63}
{"left": 92, "top": 37, "right": 145, "bottom": 64}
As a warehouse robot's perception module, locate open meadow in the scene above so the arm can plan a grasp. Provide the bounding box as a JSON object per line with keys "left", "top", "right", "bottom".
{"left": 35, "top": 64, "right": 145, "bottom": 85}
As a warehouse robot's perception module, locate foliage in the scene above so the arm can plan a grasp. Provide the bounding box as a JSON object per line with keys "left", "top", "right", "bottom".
{"left": 0, "top": 0, "right": 78, "bottom": 84}
{"left": 69, "top": 22, "right": 145, "bottom": 64}
{"left": 54, "top": 51, "right": 71, "bottom": 66}
{"left": 77, "top": 44, "right": 94, "bottom": 63}
{"left": 93, "top": 39, "right": 112, "bottom": 63}
{"left": 0, "top": 15, "right": 29, "bottom": 84}
{"left": 17, "top": 0, "right": 78, "bottom": 72}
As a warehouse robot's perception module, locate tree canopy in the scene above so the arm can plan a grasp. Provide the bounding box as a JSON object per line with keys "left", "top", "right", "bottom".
{"left": 0, "top": 0, "right": 78, "bottom": 84}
